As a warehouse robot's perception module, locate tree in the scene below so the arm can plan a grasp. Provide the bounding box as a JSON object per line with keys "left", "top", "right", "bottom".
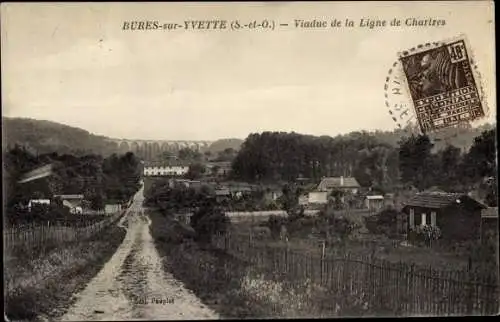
{"left": 436, "top": 145, "right": 462, "bottom": 190}
{"left": 364, "top": 208, "right": 404, "bottom": 237}
{"left": 190, "top": 199, "right": 229, "bottom": 244}
{"left": 461, "top": 129, "right": 496, "bottom": 183}
{"left": 280, "top": 183, "right": 303, "bottom": 219}
{"left": 215, "top": 148, "right": 237, "bottom": 162}
{"left": 178, "top": 148, "right": 202, "bottom": 162}
{"left": 267, "top": 214, "right": 286, "bottom": 240}
{"left": 210, "top": 165, "right": 221, "bottom": 177}
{"left": 330, "top": 189, "right": 345, "bottom": 209}
{"left": 185, "top": 163, "right": 206, "bottom": 180}
{"left": 398, "top": 134, "right": 436, "bottom": 190}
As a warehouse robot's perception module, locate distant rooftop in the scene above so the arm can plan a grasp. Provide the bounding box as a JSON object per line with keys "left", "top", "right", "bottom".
{"left": 317, "top": 177, "right": 360, "bottom": 190}
{"left": 53, "top": 194, "right": 84, "bottom": 199}
{"left": 143, "top": 160, "right": 190, "bottom": 167}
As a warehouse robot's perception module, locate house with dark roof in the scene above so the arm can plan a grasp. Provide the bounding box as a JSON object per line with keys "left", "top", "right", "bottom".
{"left": 317, "top": 176, "right": 360, "bottom": 194}
{"left": 402, "top": 192, "right": 487, "bottom": 241}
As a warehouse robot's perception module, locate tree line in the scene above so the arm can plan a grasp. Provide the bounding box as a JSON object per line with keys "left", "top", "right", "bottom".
{"left": 4, "top": 145, "right": 141, "bottom": 224}
{"left": 230, "top": 128, "right": 497, "bottom": 205}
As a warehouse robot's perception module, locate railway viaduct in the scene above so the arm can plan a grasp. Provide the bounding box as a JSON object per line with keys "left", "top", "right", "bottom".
{"left": 106, "top": 139, "right": 213, "bottom": 161}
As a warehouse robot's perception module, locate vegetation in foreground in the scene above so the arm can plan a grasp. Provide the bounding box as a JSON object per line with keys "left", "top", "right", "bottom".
{"left": 4, "top": 223, "right": 126, "bottom": 321}
{"left": 149, "top": 210, "right": 280, "bottom": 319}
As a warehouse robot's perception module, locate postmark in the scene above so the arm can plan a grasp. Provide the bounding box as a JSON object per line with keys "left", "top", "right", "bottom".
{"left": 397, "top": 36, "right": 487, "bottom": 133}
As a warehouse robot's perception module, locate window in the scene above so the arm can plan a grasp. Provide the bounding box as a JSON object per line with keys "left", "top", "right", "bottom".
{"left": 431, "top": 211, "right": 436, "bottom": 227}
{"left": 409, "top": 208, "right": 415, "bottom": 228}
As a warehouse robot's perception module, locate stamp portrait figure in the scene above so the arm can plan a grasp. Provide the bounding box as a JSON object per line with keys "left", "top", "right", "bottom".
{"left": 399, "top": 39, "right": 485, "bottom": 132}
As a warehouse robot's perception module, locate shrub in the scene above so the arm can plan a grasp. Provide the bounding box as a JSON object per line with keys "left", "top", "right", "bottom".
{"left": 364, "top": 208, "right": 403, "bottom": 237}
{"left": 191, "top": 201, "right": 230, "bottom": 244}
{"left": 409, "top": 225, "right": 442, "bottom": 246}
{"left": 267, "top": 215, "right": 287, "bottom": 240}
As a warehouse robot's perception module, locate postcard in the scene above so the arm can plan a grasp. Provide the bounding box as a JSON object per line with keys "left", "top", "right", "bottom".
{"left": 2, "top": 2, "right": 497, "bottom": 320}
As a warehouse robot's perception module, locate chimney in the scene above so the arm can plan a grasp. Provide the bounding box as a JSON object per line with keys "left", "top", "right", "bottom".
{"left": 340, "top": 176, "right": 344, "bottom": 186}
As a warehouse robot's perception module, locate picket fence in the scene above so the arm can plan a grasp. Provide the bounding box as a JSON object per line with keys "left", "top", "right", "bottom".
{"left": 212, "top": 233, "right": 499, "bottom": 316}
{"left": 3, "top": 211, "right": 124, "bottom": 252}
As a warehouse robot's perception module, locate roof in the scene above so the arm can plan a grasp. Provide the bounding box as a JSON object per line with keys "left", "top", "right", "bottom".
{"left": 144, "top": 164, "right": 189, "bottom": 169}
{"left": 317, "top": 177, "right": 360, "bottom": 190}
{"left": 229, "top": 187, "right": 252, "bottom": 193}
{"left": 403, "top": 192, "right": 487, "bottom": 210}
{"left": 143, "top": 160, "right": 190, "bottom": 167}
{"left": 366, "top": 195, "right": 384, "bottom": 200}
{"left": 482, "top": 207, "right": 498, "bottom": 218}
{"left": 54, "top": 194, "right": 84, "bottom": 199}
{"left": 206, "top": 161, "right": 232, "bottom": 168}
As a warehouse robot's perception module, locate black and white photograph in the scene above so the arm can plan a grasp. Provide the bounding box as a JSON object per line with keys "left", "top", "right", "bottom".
{"left": 2, "top": 2, "right": 498, "bottom": 320}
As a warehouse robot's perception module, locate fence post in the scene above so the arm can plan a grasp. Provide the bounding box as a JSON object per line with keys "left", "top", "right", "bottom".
{"left": 466, "top": 256, "right": 474, "bottom": 315}
{"left": 285, "top": 238, "right": 289, "bottom": 273}
{"left": 321, "top": 240, "right": 326, "bottom": 285}
{"left": 409, "top": 263, "right": 415, "bottom": 315}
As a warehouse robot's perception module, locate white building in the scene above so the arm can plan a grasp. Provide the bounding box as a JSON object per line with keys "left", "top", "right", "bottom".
{"left": 28, "top": 199, "right": 50, "bottom": 211}
{"left": 143, "top": 165, "right": 189, "bottom": 176}
{"left": 308, "top": 191, "right": 328, "bottom": 204}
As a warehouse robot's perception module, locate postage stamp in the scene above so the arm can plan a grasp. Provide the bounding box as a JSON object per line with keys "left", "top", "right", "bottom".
{"left": 397, "top": 36, "right": 486, "bottom": 133}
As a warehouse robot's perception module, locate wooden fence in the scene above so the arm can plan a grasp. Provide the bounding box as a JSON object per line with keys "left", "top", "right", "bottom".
{"left": 212, "top": 233, "right": 499, "bottom": 316}
{"left": 3, "top": 211, "right": 124, "bottom": 252}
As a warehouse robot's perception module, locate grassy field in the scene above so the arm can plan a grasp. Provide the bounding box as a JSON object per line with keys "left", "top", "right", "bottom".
{"left": 149, "top": 209, "right": 321, "bottom": 318}
{"left": 4, "top": 221, "right": 126, "bottom": 321}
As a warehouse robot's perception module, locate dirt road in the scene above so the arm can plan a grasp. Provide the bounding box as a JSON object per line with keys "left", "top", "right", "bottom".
{"left": 59, "top": 186, "right": 219, "bottom": 321}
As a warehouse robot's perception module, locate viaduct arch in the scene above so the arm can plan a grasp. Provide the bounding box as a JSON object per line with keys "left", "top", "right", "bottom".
{"left": 109, "top": 139, "right": 212, "bottom": 161}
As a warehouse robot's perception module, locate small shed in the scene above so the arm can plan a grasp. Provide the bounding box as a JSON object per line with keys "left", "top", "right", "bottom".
{"left": 365, "top": 195, "right": 385, "bottom": 211}
{"left": 402, "top": 192, "right": 487, "bottom": 241}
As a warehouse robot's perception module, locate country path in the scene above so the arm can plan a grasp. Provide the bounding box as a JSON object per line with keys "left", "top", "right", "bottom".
{"left": 58, "top": 186, "right": 219, "bottom": 321}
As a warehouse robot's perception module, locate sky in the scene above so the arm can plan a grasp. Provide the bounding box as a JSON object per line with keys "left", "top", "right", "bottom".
{"left": 1, "top": 2, "right": 496, "bottom": 141}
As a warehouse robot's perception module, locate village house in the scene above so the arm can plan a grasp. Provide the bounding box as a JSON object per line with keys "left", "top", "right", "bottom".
{"left": 143, "top": 161, "right": 189, "bottom": 177}
{"left": 308, "top": 191, "right": 329, "bottom": 205}
{"left": 317, "top": 176, "right": 361, "bottom": 195}
{"left": 402, "top": 192, "right": 487, "bottom": 241}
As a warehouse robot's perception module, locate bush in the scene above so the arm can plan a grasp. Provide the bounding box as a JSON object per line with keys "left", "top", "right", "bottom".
{"left": 364, "top": 208, "right": 403, "bottom": 237}
{"left": 267, "top": 215, "right": 287, "bottom": 240}
{"left": 191, "top": 201, "right": 230, "bottom": 244}
{"left": 409, "top": 225, "right": 441, "bottom": 246}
